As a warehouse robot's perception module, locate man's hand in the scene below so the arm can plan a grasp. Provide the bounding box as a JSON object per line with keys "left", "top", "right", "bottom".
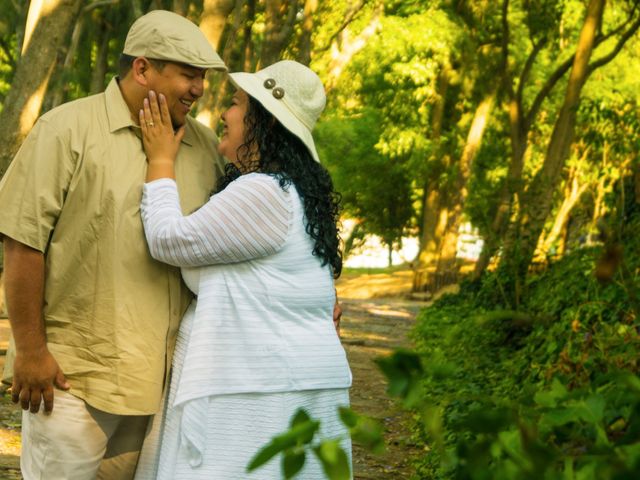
{"left": 12, "top": 347, "right": 69, "bottom": 414}
{"left": 4, "top": 237, "right": 69, "bottom": 415}
{"left": 333, "top": 300, "right": 342, "bottom": 337}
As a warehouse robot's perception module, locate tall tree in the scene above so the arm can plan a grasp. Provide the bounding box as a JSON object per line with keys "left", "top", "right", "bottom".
{"left": 0, "top": 0, "right": 83, "bottom": 179}
{"left": 432, "top": 93, "right": 495, "bottom": 288}
{"left": 474, "top": 0, "right": 640, "bottom": 283}
{"left": 297, "top": 0, "right": 318, "bottom": 65}
{"left": 260, "top": 0, "right": 299, "bottom": 66}
{"left": 411, "top": 0, "right": 502, "bottom": 292}
{"left": 195, "top": 0, "right": 235, "bottom": 128}
{"left": 501, "top": 0, "right": 640, "bottom": 304}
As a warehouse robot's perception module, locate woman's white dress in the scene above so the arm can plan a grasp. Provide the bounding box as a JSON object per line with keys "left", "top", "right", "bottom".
{"left": 134, "top": 173, "right": 352, "bottom": 479}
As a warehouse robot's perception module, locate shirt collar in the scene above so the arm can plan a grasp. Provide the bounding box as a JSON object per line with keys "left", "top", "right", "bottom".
{"left": 105, "top": 77, "right": 195, "bottom": 146}
{"left": 105, "top": 77, "right": 135, "bottom": 132}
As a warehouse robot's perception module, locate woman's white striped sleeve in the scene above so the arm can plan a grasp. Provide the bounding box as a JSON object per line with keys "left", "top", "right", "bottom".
{"left": 140, "top": 175, "right": 291, "bottom": 267}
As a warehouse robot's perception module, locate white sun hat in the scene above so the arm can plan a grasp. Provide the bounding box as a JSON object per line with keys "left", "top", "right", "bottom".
{"left": 228, "top": 60, "right": 326, "bottom": 162}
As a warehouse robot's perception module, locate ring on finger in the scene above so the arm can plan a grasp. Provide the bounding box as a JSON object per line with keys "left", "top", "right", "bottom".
{"left": 147, "top": 121, "right": 155, "bottom": 127}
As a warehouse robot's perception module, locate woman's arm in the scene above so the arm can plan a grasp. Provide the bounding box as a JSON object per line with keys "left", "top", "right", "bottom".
{"left": 142, "top": 174, "right": 291, "bottom": 267}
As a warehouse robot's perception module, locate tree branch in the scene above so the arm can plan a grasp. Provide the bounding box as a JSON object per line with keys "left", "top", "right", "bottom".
{"left": 524, "top": 54, "right": 574, "bottom": 130}
{"left": 588, "top": 11, "right": 640, "bottom": 73}
{"left": 500, "top": 0, "right": 514, "bottom": 98}
{"left": 516, "top": 37, "right": 546, "bottom": 111}
{"left": 273, "top": 0, "right": 300, "bottom": 45}
{"left": 314, "top": 0, "right": 371, "bottom": 53}
{"left": 591, "top": 1, "right": 639, "bottom": 45}
{"left": 525, "top": 1, "right": 640, "bottom": 129}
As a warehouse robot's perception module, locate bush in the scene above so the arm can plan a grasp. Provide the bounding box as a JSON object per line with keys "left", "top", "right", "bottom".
{"left": 405, "top": 216, "right": 640, "bottom": 479}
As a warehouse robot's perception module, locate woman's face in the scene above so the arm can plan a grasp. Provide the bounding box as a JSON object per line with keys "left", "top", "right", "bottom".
{"left": 218, "top": 89, "right": 249, "bottom": 166}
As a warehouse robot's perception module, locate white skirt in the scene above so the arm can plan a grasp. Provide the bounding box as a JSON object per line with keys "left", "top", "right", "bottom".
{"left": 135, "top": 304, "right": 351, "bottom": 479}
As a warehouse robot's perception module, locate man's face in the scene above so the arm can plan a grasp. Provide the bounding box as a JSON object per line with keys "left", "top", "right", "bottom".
{"left": 146, "top": 61, "right": 207, "bottom": 127}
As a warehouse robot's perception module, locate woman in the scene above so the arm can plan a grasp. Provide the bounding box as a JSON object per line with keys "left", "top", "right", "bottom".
{"left": 134, "top": 60, "right": 352, "bottom": 479}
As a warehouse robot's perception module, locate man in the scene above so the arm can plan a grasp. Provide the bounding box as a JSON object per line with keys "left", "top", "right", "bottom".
{"left": 0, "top": 10, "right": 227, "bottom": 479}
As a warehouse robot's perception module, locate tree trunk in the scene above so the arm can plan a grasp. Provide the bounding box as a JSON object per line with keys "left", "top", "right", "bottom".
{"left": 0, "top": 0, "right": 83, "bottom": 179}
{"left": 434, "top": 94, "right": 495, "bottom": 286}
{"left": 195, "top": 0, "right": 235, "bottom": 128}
{"left": 131, "top": 0, "right": 144, "bottom": 18}
{"left": 196, "top": 0, "right": 251, "bottom": 130}
{"left": 173, "top": 0, "right": 190, "bottom": 15}
{"left": 200, "top": 0, "right": 235, "bottom": 53}
{"left": 242, "top": 0, "right": 257, "bottom": 71}
{"left": 503, "top": 0, "right": 605, "bottom": 290}
{"left": 473, "top": 96, "right": 528, "bottom": 279}
{"left": 90, "top": 16, "right": 110, "bottom": 94}
{"left": 590, "top": 143, "right": 615, "bottom": 229}
{"left": 537, "top": 166, "right": 588, "bottom": 259}
{"left": 259, "top": 0, "right": 299, "bottom": 68}
{"left": 48, "top": 12, "right": 85, "bottom": 108}
{"left": 413, "top": 69, "right": 450, "bottom": 292}
{"left": 297, "top": 0, "right": 318, "bottom": 65}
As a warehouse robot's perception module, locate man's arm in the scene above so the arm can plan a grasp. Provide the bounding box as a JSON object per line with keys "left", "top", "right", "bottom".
{"left": 3, "top": 236, "right": 69, "bottom": 414}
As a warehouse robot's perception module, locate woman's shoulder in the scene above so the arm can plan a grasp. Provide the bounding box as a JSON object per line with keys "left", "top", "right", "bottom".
{"left": 233, "top": 172, "right": 288, "bottom": 193}
{"left": 227, "top": 173, "right": 295, "bottom": 212}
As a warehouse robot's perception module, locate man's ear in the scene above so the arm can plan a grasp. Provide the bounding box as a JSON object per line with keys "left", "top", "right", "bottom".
{"left": 131, "top": 57, "right": 151, "bottom": 87}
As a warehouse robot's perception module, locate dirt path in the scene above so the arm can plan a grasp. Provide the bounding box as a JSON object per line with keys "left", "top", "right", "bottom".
{"left": 0, "top": 268, "right": 429, "bottom": 479}
{"left": 338, "top": 293, "right": 427, "bottom": 479}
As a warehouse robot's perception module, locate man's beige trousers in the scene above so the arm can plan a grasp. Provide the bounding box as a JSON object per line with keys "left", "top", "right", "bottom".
{"left": 20, "top": 389, "right": 150, "bottom": 480}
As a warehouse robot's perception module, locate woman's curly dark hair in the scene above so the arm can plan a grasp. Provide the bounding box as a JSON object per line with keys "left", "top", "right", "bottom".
{"left": 216, "top": 96, "right": 342, "bottom": 278}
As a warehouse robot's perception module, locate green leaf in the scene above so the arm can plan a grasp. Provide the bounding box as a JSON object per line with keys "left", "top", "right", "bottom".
{"left": 313, "top": 440, "right": 351, "bottom": 480}
{"left": 461, "top": 407, "right": 512, "bottom": 434}
{"left": 623, "top": 373, "right": 640, "bottom": 394}
{"left": 289, "top": 409, "right": 316, "bottom": 444}
{"left": 581, "top": 395, "right": 605, "bottom": 424}
{"left": 338, "top": 407, "right": 384, "bottom": 453}
{"left": 575, "top": 461, "right": 598, "bottom": 480}
{"left": 282, "top": 449, "right": 306, "bottom": 479}
{"left": 291, "top": 408, "right": 312, "bottom": 428}
{"left": 247, "top": 420, "right": 320, "bottom": 472}
{"left": 540, "top": 407, "right": 581, "bottom": 428}
{"left": 338, "top": 406, "right": 358, "bottom": 428}
{"left": 375, "top": 349, "right": 423, "bottom": 406}
{"left": 534, "top": 378, "right": 568, "bottom": 408}
{"left": 351, "top": 416, "right": 385, "bottom": 454}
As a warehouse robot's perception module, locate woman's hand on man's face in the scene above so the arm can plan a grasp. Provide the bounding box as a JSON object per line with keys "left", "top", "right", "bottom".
{"left": 140, "top": 90, "right": 185, "bottom": 167}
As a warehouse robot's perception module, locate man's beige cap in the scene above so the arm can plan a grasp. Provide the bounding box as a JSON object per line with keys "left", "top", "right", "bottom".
{"left": 123, "top": 10, "right": 227, "bottom": 71}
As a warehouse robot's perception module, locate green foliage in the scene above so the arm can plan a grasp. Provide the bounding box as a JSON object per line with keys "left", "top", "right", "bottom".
{"left": 248, "top": 409, "right": 319, "bottom": 478}
{"left": 316, "top": 108, "right": 415, "bottom": 250}
{"left": 345, "top": 9, "right": 460, "bottom": 166}
{"left": 376, "top": 349, "right": 425, "bottom": 407}
{"left": 0, "top": 0, "right": 22, "bottom": 109}
{"left": 339, "top": 406, "right": 385, "bottom": 454}
{"left": 389, "top": 213, "right": 640, "bottom": 478}
{"left": 249, "top": 406, "right": 383, "bottom": 479}
{"left": 313, "top": 440, "right": 351, "bottom": 480}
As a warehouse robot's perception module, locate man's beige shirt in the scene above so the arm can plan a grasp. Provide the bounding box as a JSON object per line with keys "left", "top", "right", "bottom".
{"left": 0, "top": 78, "right": 225, "bottom": 415}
